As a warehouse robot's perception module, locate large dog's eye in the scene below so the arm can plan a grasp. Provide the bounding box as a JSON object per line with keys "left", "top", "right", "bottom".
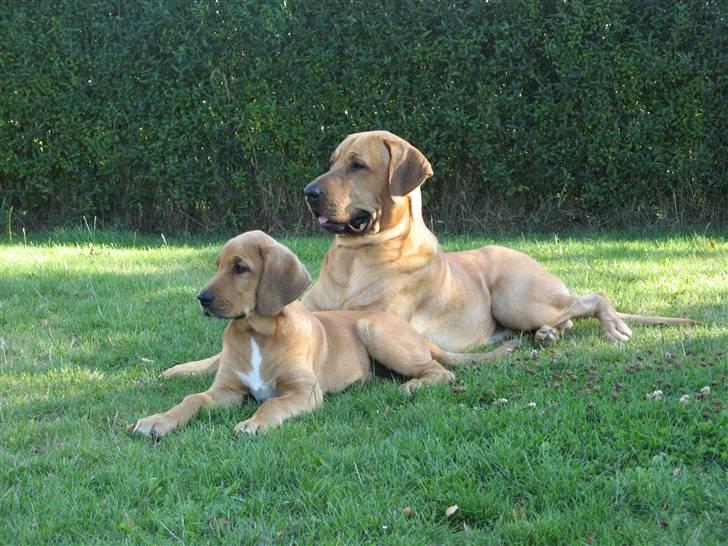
{"left": 232, "top": 263, "right": 249, "bottom": 274}
{"left": 350, "top": 161, "right": 368, "bottom": 171}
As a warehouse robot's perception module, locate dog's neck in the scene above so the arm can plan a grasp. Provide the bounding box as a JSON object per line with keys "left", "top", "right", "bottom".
{"left": 231, "top": 312, "right": 277, "bottom": 337}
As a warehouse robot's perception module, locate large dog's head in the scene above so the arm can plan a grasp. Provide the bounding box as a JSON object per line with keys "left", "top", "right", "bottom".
{"left": 303, "top": 131, "right": 433, "bottom": 236}
{"left": 196, "top": 231, "right": 312, "bottom": 319}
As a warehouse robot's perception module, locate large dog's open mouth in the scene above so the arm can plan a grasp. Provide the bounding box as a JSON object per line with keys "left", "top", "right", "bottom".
{"left": 314, "top": 210, "right": 373, "bottom": 235}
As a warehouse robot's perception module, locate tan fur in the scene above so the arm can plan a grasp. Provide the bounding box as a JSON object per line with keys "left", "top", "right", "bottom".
{"left": 300, "top": 131, "right": 698, "bottom": 350}
{"left": 135, "top": 231, "right": 517, "bottom": 437}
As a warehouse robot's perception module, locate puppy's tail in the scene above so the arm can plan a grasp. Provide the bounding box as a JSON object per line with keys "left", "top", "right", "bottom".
{"left": 428, "top": 338, "right": 522, "bottom": 368}
{"left": 616, "top": 313, "right": 700, "bottom": 326}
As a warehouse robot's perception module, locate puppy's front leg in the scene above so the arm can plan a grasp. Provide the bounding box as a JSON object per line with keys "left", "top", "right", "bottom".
{"left": 134, "top": 385, "right": 244, "bottom": 438}
{"left": 235, "top": 372, "right": 323, "bottom": 435}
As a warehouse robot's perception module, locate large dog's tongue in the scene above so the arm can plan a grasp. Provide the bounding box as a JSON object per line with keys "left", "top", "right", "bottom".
{"left": 317, "top": 214, "right": 346, "bottom": 233}
{"left": 316, "top": 212, "right": 369, "bottom": 234}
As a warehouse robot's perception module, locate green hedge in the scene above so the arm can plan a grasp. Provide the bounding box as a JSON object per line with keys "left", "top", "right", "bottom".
{"left": 1, "top": 0, "right": 726, "bottom": 233}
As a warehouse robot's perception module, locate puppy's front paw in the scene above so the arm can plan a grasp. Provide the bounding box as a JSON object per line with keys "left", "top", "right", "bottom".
{"left": 132, "top": 413, "right": 177, "bottom": 438}
{"left": 234, "top": 417, "right": 269, "bottom": 436}
{"left": 161, "top": 364, "right": 184, "bottom": 379}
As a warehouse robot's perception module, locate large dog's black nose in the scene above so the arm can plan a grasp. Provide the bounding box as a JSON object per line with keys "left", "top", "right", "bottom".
{"left": 304, "top": 182, "right": 323, "bottom": 202}
{"left": 197, "top": 290, "right": 214, "bottom": 307}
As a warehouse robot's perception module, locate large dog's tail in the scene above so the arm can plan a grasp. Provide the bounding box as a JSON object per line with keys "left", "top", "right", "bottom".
{"left": 428, "top": 339, "right": 522, "bottom": 368}
{"left": 616, "top": 312, "right": 700, "bottom": 326}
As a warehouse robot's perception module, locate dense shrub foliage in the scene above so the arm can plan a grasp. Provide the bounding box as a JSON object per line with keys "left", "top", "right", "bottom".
{"left": 1, "top": 1, "right": 725, "bottom": 232}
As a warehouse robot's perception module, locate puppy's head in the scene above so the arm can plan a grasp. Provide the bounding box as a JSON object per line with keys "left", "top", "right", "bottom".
{"left": 303, "top": 131, "right": 433, "bottom": 236}
{"left": 197, "top": 231, "right": 312, "bottom": 319}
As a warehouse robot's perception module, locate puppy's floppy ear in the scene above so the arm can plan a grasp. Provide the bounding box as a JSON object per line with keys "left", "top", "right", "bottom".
{"left": 255, "top": 241, "right": 312, "bottom": 317}
{"left": 383, "top": 137, "right": 433, "bottom": 197}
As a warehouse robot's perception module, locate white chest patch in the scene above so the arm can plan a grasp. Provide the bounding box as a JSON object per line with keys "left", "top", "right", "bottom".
{"left": 235, "top": 338, "right": 277, "bottom": 401}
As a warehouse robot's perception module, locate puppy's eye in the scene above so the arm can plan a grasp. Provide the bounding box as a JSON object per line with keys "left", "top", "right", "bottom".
{"left": 232, "top": 263, "right": 249, "bottom": 274}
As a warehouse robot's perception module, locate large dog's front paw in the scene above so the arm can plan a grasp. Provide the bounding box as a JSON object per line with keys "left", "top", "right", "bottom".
{"left": 402, "top": 369, "right": 456, "bottom": 395}
{"left": 132, "top": 413, "right": 178, "bottom": 438}
{"left": 601, "top": 318, "right": 632, "bottom": 343}
{"left": 234, "top": 417, "right": 270, "bottom": 436}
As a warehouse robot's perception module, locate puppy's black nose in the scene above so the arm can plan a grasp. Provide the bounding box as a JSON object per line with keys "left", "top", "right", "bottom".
{"left": 304, "top": 182, "right": 323, "bottom": 202}
{"left": 197, "top": 290, "right": 214, "bottom": 307}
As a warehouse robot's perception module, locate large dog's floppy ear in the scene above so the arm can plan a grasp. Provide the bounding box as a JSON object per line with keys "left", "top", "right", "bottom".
{"left": 256, "top": 241, "right": 312, "bottom": 317}
{"left": 383, "top": 136, "right": 433, "bottom": 197}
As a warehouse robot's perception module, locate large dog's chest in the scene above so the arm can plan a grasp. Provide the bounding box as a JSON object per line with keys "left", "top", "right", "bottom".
{"left": 315, "top": 263, "right": 396, "bottom": 312}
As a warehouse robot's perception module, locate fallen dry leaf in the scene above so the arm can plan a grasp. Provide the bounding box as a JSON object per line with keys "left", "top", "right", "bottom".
{"left": 400, "top": 506, "right": 413, "bottom": 516}
{"left": 123, "top": 512, "right": 136, "bottom": 530}
{"left": 446, "top": 505, "right": 459, "bottom": 517}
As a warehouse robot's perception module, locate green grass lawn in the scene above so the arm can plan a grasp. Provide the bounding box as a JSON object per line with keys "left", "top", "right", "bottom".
{"left": 1, "top": 229, "right": 726, "bottom": 544}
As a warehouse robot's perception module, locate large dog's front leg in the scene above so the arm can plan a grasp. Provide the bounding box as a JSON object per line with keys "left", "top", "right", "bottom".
{"left": 161, "top": 352, "right": 221, "bottom": 378}
{"left": 133, "top": 385, "right": 244, "bottom": 438}
{"left": 235, "top": 370, "right": 323, "bottom": 435}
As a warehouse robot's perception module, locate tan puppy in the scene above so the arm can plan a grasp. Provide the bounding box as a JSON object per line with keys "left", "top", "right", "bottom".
{"left": 134, "top": 231, "right": 514, "bottom": 437}
{"left": 300, "top": 130, "right": 698, "bottom": 350}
